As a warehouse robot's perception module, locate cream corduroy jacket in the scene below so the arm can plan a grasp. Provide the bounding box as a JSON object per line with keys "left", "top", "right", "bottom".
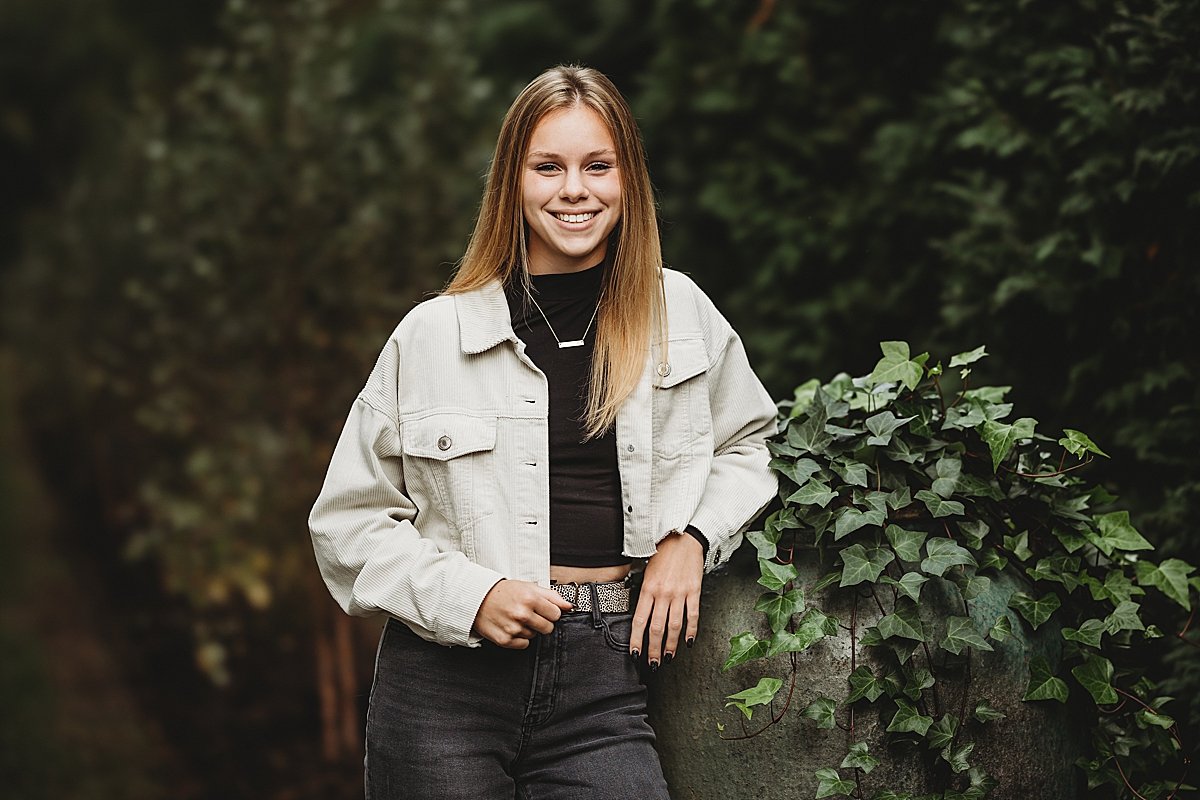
{"left": 308, "top": 268, "right": 778, "bottom": 646}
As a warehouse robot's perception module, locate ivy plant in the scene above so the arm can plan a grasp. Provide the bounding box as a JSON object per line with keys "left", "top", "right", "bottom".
{"left": 722, "top": 342, "right": 1197, "bottom": 799}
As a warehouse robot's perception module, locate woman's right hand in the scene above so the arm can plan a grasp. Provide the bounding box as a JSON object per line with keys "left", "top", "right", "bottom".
{"left": 472, "top": 579, "right": 574, "bottom": 649}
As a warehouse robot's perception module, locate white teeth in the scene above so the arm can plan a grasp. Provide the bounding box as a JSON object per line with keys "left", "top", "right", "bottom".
{"left": 554, "top": 212, "right": 596, "bottom": 223}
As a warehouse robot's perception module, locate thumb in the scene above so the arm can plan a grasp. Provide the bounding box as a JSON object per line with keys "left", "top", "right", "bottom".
{"left": 543, "top": 588, "right": 575, "bottom": 611}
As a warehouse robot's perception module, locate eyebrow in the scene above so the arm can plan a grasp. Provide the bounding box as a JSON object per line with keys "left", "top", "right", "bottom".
{"left": 527, "top": 148, "right": 617, "bottom": 160}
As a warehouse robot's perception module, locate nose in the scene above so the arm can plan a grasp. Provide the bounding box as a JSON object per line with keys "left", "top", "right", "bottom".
{"left": 559, "top": 166, "right": 589, "bottom": 201}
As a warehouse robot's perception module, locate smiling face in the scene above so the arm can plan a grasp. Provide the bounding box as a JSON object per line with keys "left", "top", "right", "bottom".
{"left": 521, "top": 104, "right": 623, "bottom": 275}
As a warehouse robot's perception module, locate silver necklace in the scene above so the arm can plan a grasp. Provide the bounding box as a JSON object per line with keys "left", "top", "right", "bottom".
{"left": 524, "top": 287, "right": 599, "bottom": 349}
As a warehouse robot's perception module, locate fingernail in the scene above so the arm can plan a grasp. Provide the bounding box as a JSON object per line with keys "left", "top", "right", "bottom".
{"left": 664, "top": 652, "right": 674, "bottom": 664}
{"left": 630, "top": 649, "right": 640, "bottom": 660}
{"left": 686, "top": 637, "right": 695, "bottom": 648}
{"left": 650, "top": 661, "right": 659, "bottom": 672}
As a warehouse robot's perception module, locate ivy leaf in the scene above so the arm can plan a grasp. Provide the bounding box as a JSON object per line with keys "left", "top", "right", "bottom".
{"left": 787, "top": 479, "right": 838, "bottom": 508}
{"left": 959, "top": 520, "right": 990, "bottom": 549}
{"left": 1003, "top": 531, "right": 1033, "bottom": 562}
{"left": 881, "top": 572, "right": 929, "bottom": 602}
{"left": 832, "top": 460, "right": 870, "bottom": 487}
{"left": 886, "top": 486, "right": 913, "bottom": 510}
{"left": 758, "top": 557, "right": 798, "bottom": 591}
{"left": 847, "top": 665, "right": 884, "bottom": 702}
{"left": 1059, "top": 429, "right": 1108, "bottom": 459}
{"left": 988, "top": 614, "right": 1013, "bottom": 642}
{"left": 841, "top": 741, "right": 881, "bottom": 774}
{"left": 1103, "top": 600, "right": 1144, "bottom": 634}
{"left": 839, "top": 544, "right": 895, "bottom": 587}
{"left": 802, "top": 696, "right": 837, "bottom": 729}
{"left": 902, "top": 667, "right": 934, "bottom": 701}
{"left": 886, "top": 698, "right": 934, "bottom": 735}
{"left": 876, "top": 602, "right": 926, "bottom": 641}
{"left": 942, "top": 616, "right": 995, "bottom": 655}
{"left": 810, "top": 570, "right": 842, "bottom": 593}
{"left": 916, "top": 489, "right": 965, "bottom": 518}
{"left": 869, "top": 341, "right": 925, "bottom": 392}
{"left": 1023, "top": 656, "right": 1069, "bottom": 702}
{"left": 1061, "top": 618, "right": 1106, "bottom": 648}
{"left": 787, "top": 410, "right": 833, "bottom": 455}
{"left": 932, "top": 456, "right": 962, "bottom": 498}
{"left": 979, "top": 417, "right": 1038, "bottom": 471}
{"left": 814, "top": 768, "right": 855, "bottom": 798}
{"left": 870, "top": 793, "right": 915, "bottom": 800}
{"left": 1088, "top": 511, "right": 1153, "bottom": 556}
{"left": 942, "top": 740, "right": 975, "bottom": 773}
{"left": 865, "top": 411, "right": 915, "bottom": 446}
{"left": 773, "top": 456, "right": 823, "bottom": 486}
{"left": 834, "top": 506, "right": 885, "bottom": 539}
{"left": 722, "top": 631, "right": 768, "bottom": 671}
{"left": 755, "top": 589, "right": 805, "bottom": 633}
{"left": 886, "top": 525, "right": 927, "bottom": 562}
{"left": 1009, "top": 591, "right": 1061, "bottom": 630}
{"left": 1071, "top": 653, "right": 1118, "bottom": 705}
{"left": 978, "top": 547, "right": 1009, "bottom": 573}
{"left": 922, "top": 537, "right": 976, "bottom": 576}
{"left": 927, "top": 713, "right": 959, "bottom": 750}
{"left": 745, "top": 529, "right": 779, "bottom": 560}
{"left": 948, "top": 345, "right": 988, "bottom": 368}
{"left": 767, "top": 609, "right": 832, "bottom": 655}
{"left": 1135, "top": 558, "right": 1196, "bottom": 610}
{"left": 724, "top": 677, "right": 783, "bottom": 720}
{"left": 1137, "top": 709, "right": 1175, "bottom": 729}
{"left": 973, "top": 700, "right": 1006, "bottom": 722}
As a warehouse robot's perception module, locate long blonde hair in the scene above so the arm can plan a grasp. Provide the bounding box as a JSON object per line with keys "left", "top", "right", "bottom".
{"left": 446, "top": 65, "right": 664, "bottom": 439}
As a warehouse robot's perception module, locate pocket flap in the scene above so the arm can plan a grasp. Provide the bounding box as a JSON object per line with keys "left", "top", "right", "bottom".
{"left": 654, "top": 338, "right": 709, "bottom": 389}
{"left": 402, "top": 413, "right": 498, "bottom": 461}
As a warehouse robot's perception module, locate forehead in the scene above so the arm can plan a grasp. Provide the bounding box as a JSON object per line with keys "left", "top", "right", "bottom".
{"left": 527, "top": 105, "right": 616, "bottom": 156}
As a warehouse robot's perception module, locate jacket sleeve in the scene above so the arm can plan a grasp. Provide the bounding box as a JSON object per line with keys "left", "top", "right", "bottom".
{"left": 308, "top": 334, "right": 505, "bottom": 647}
{"left": 686, "top": 290, "right": 780, "bottom": 572}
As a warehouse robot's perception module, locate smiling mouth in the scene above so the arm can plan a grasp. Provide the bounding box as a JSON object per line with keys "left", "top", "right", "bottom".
{"left": 551, "top": 211, "right": 598, "bottom": 224}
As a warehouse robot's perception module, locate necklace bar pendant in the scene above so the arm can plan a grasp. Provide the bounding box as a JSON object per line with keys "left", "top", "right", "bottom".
{"left": 558, "top": 340, "right": 585, "bottom": 349}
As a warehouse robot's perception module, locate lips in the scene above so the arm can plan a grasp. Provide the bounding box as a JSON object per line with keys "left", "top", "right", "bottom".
{"left": 550, "top": 210, "right": 600, "bottom": 225}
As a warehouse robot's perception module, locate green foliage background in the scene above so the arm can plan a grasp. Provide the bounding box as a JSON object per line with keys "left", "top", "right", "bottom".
{"left": 2, "top": 0, "right": 1196, "bottom": 796}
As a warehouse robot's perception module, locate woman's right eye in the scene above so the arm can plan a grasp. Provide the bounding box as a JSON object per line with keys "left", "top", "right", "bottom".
{"left": 534, "top": 163, "right": 560, "bottom": 173}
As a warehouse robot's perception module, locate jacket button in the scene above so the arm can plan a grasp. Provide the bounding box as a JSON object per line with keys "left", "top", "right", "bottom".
{"left": 627, "top": 444, "right": 635, "bottom": 452}
{"left": 656, "top": 362, "right": 671, "bottom": 378}
{"left": 437, "top": 435, "right": 452, "bottom": 451}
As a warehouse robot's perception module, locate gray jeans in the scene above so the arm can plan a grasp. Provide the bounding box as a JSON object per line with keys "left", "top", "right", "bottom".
{"left": 365, "top": 609, "right": 672, "bottom": 800}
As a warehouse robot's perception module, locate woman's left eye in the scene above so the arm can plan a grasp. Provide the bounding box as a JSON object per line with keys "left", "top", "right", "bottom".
{"left": 535, "top": 163, "right": 559, "bottom": 173}
{"left": 587, "top": 162, "right": 614, "bottom": 172}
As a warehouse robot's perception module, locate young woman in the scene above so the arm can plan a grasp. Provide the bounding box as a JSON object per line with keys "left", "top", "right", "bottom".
{"left": 309, "top": 65, "right": 778, "bottom": 799}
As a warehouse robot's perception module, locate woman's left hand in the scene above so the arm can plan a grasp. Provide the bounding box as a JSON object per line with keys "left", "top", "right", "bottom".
{"left": 630, "top": 532, "right": 704, "bottom": 669}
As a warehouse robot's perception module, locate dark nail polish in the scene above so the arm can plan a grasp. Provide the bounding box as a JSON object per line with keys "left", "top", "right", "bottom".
{"left": 650, "top": 661, "right": 659, "bottom": 672}
{"left": 686, "top": 637, "right": 695, "bottom": 648}
{"left": 664, "top": 652, "right": 674, "bottom": 664}
{"left": 630, "top": 649, "right": 640, "bottom": 660}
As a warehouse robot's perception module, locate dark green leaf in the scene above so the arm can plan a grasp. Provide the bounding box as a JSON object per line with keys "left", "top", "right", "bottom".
{"left": 834, "top": 506, "right": 885, "bottom": 539}
{"left": 745, "top": 528, "right": 779, "bottom": 560}
{"left": 832, "top": 460, "right": 870, "bottom": 487}
{"left": 887, "top": 698, "right": 934, "bottom": 735}
{"left": 931, "top": 455, "right": 962, "bottom": 498}
{"left": 1071, "top": 653, "right": 1118, "bottom": 705}
{"left": 865, "top": 410, "right": 915, "bottom": 446}
{"left": 723, "top": 631, "right": 768, "bottom": 671}
{"left": 814, "top": 767, "right": 855, "bottom": 798}
{"left": 1137, "top": 709, "right": 1175, "bottom": 729}
{"left": 1003, "top": 531, "right": 1033, "bottom": 561}
{"left": 1103, "top": 600, "right": 1144, "bottom": 634}
{"left": 915, "top": 489, "right": 965, "bottom": 518}
{"left": 902, "top": 667, "right": 934, "bottom": 700}
{"left": 1023, "top": 656, "right": 1069, "bottom": 702}
{"left": 876, "top": 603, "right": 925, "bottom": 641}
{"left": 725, "top": 677, "right": 783, "bottom": 720}
{"left": 810, "top": 570, "right": 842, "bottom": 593}
{"left": 839, "top": 544, "right": 895, "bottom": 587}
{"left": 841, "top": 741, "right": 880, "bottom": 774}
{"left": 787, "top": 479, "right": 838, "bottom": 508}
{"left": 922, "top": 537, "right": 976, "bottom": 576}
{"left": 1009, "top": 591, "right": 1061, "bottom": 630}
{"left": 942, "top": 740, "right": 975, "bottom": 773}
{"left": 847, "top": 665, "right": 884, "bottom": 702}
{"left": 802, "top": 696, "right": 837, "bottom": 729}
{"left": 978, "top": 547, "right": 1009, "bottom": 573}
{"left": 927, "top": 713, "right": 959, "bottom": 749}
{"left": 773, "top": 456, "right": 823, "bottom": 486}
{"left": 886, "top": 524, "right": 926, "bottom": 562}
{"left": 959, "top": 520, "right": 990, "bottom": 549}
{"left": 1059, "top": 429, "right": 1108, "bottom": 459}
{"left": 869, "top": 341, "right": 924, "bottom": 392}
{"left": 1089, "top": 511, "right": 1153, "bottom": 556}
{"left": 988, "top": 614, "right": 1013, "bottom": 642}
{"left": 942, "top": 616, "right": 995, "bottom": 655}
{"left": 980, "top": 417, "right": 1037, "bottom": 471}
{"left": 1062, "top": 618, "right": 1106, "bottom": 648}
{"left": 758, "top": 557, "right": 798, "bottom": 591}
{"left": 886, "top": 486, "right": 913, "bottom": 510}
{"left": 755, "top": 588, "right": 805, "bottom": 633}
{"left": 973, "top": 701, "right": 1006, "bottom": 722}
{"left": 881, "top": 572, "right": 928, "bottom": 602}
{"left": 767, "top": 609, "right": 832, "bottom": 655}
{"left": 1135, "top": 558, "right": 1196, "bottom": 609}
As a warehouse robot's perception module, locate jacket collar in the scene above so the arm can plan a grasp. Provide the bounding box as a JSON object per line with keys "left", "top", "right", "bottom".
{"left": 454, "top": 280, "right": 517, "bottom": 354}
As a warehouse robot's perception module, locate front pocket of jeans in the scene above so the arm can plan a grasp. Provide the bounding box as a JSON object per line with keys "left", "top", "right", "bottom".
{"left": 600, "top": 612, "right": 634, "bottom": 653}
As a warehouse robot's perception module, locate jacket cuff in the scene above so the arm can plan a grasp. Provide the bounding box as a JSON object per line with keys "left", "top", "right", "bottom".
{"left": 437, "top": 564, "right": 506, "bottom": 647}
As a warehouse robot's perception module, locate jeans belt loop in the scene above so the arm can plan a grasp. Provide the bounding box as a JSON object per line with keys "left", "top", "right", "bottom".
{"left": 588, "top": 582, "right": 603, "bottom": 629}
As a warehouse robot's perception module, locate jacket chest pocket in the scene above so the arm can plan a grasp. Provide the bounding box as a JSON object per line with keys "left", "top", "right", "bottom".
{"left": 401, "top": 412, "right": 498, "bottom": 529}
{"left": 652, "top": 338, "right": 712, "bottom": 459}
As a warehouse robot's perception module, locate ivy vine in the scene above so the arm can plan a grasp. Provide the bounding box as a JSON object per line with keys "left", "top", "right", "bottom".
{"left": 722, "top": 342, "right": 1197, "bottom": 799}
